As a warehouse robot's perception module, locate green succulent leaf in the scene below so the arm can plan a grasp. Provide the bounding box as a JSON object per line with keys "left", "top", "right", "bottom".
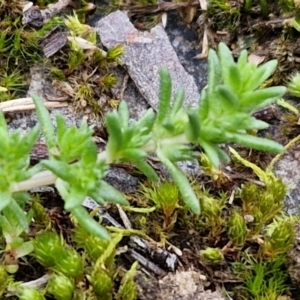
{"left": 237, "top": 49, "right": 248, "bottom": 69}
{"left": 0, "top": 190, "right": 12, "bottom": 212}
{"left": 214, "top": 85, "right": 239, "bottom": 112}
{"left": 122, "top": 148, "right": 158, "bottom": 181}
{"left": 42, "top": 160, "right": 71, "bottom": 181}
{"left": 32, "top": 95, "right": 56, "bottom": 151}
{"left": 199, "top": 140, "right": 222, "bottom": 168}
{"left": 218, "top": 43, "right": 242, "bottom": 94}
{"left": 71, "top": 206, "right": 110, "bottom": 240}
{"left": 96, "top": 181, "right": 129, "bottom": 206}
{"left": 57, "top": 120, "right": 94, "bottom": 163}
{"left": 228, "top": 133, "right": 284, "bottom": 153}
{"left": 246, "top": 117, "right": 269, "bottom": 130}
{"left": 64, "top": 187, "right": 86, "bottom": 210}
{"left": 170, "top": 87, "right": 185, "bottom": 116}
{"left": 185, "top": 109, "right": 201, "bottom": 141}
{"left": 240, "top": 86, "right": 287, "bottom": 112}
{"left": 162, "top": 144, "right": 193, "bottom": 162}
{"left": 156, "top": 67, "right": 172, "bottom": 125}
{"left": 198, "top": 89, "right": 210, "bottom": 120}
{"left": 81, "top": 141, "right": 98, "bottom": 166}
{"left": 207, "top": 48, "right": 222, "bottom": 95}
{"left": 56, "top": 114, "right": 67, "bottom": 146}
{"left": 106, "top": 110, "right": 123, "bottom": 156}
{"left": 118, "top": 100, "right": 130, "bottom": 129}
{"left": 134, "top": 108, "right": 156, "bottom": 132}
{"left": 243, "top": 60, "right": 278, "bottom": 91}
{"left": 4, "top": 199, "right": 29, "bottom": 233}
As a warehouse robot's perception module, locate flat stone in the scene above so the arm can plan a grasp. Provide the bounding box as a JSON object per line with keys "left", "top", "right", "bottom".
{"left": 95, "top": 10, "right": 200, "bottom": 110}
{"left": 273, "top": 147, "right": 300, "bottom": 215}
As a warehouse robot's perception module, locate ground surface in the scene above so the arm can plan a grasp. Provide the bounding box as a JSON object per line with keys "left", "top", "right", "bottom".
{"left": 3, "top": 1, "right": 300, "bottom": 299}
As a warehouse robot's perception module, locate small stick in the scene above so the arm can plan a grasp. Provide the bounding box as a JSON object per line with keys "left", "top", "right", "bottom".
{"left": 117, "top": 203, "right": 132, "bottom": 229}
{"left": 129, "top": 249, "right": 167, "bottom": 276}
{"left": 0, "top": 98, "right": 68, "bottom": 112}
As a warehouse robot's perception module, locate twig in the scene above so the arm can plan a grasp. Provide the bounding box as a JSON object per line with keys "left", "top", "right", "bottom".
{"left": 12, "top": 170, "right": 57, "bottom": 192}
{"left": 117, "top": 204, "right": 132, "bottom": 229}
{"left": 117, "top": 73, "right": 129, "bottom": 100}
{"left": 0, "top": 98, "right": 68, "bottom": 112}
{"left": 129, "top": 249, "right": 167, "bottom": 276}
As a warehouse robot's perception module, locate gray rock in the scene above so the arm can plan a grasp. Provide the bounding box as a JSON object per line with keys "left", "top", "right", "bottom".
{"left": 287, "top": 222, "right": 300, "bottom": 296}
{"left": 95, "top": 10, "right": 200, "bottom": 111}
{"left": 165, "top": 12, "right": 207, "bottom": 91}
{"left": 105, "top": 167, "right": 140, "bottom": 193}
{"left": 274, "top": 148, "right": 300, "bottom": 215}
{"left": 7, "top": 64, "right": 102, "bottom": 138}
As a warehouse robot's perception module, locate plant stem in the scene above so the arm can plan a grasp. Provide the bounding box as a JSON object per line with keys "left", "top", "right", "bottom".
{"left": 13, "top": 134, "right": 190, "bottom": 193}
{"left": 12, "top": 170, "right": 57, "bottom": 192}
{"left": 142, "top": 133, "right": 188, "bottom": 152}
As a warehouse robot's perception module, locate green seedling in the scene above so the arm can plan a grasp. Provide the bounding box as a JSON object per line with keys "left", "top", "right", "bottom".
{"left": 116, "top": 261, "right": 138, "bottom": 300}
{"left": 65, "top": 13, "right": 96, "bottom": 41}
{"left": 30, "top": 196, "right": 52, "bottom": 229}
{"left": 50, "top": 67, "right": 66, "bottom": 81}
{"left": 193, "top": 187, "right": 225, "bottom": 238}
{"left": 67, "top": 40, "right": 85, "bottom": 70}
{"left": 33, "top": 231, "right": 84, "bottom": 278}
{"left": 233, "top": 254, "right": 288, "bottom": 300}
{"left": 0, "top": 266, "right": 11, "bottom": 297}
{"left": 73, "top": 226, "right": 110, "bottom": 262}
{"left": 240, "top": 180, "right": 286, "bottom": 229}
{"left": 0, "top": 111, "right": 40, "bottom": 266}
{"left": 287, "top": 71, "right": 300, "bottom": 97}
{"left": 90, "top": 267, "right": 113, "bottom": 300}
{"left": 228, "top": 209, "right": 248, "bottom": 247}
{"left": 15, "top": 287, "right": 46, "bottom": 300}
{"left": 47, "top": 273, "right": 75, "bottom": 300}
{"left": 12, "top": 228, "right": 132, "bottom": 299}
{"left": 200, "top": 247, "right": 225, "bottom": 264}
{"left": 10, "top": 27, "right": 41, "bottom": 62}
{"left": 262, "top": 215, "right": 297, "bottom": 258}
{"left": 230, "top": 147, "right": 287, "bottom": 234}
{"left": 88, "top": 233, "right": 123, "bottom": 299}
{"left": 0, "top": 202, "right": 34, "bottom": 273}
{"left": 277, "top": 0, "right": 298, "bottom": 13}
{"left": 0, "top": 2, "right": 47, "bottom": 101}
{"left": 141, "top": 181, "right": 180, "bottom": 229}
{"left": 207, "top": 0, "right": 240, "bottom": 31}
{"left": 0, "top": 69, "right": 26, "bottom": 101}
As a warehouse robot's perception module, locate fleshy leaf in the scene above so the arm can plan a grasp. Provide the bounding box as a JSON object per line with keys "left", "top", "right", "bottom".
{"left": 156, "top": 67, "right": 172, "bottom": 125}
{"left": 71, "top": 206, "right": 110, "bottom": 240}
